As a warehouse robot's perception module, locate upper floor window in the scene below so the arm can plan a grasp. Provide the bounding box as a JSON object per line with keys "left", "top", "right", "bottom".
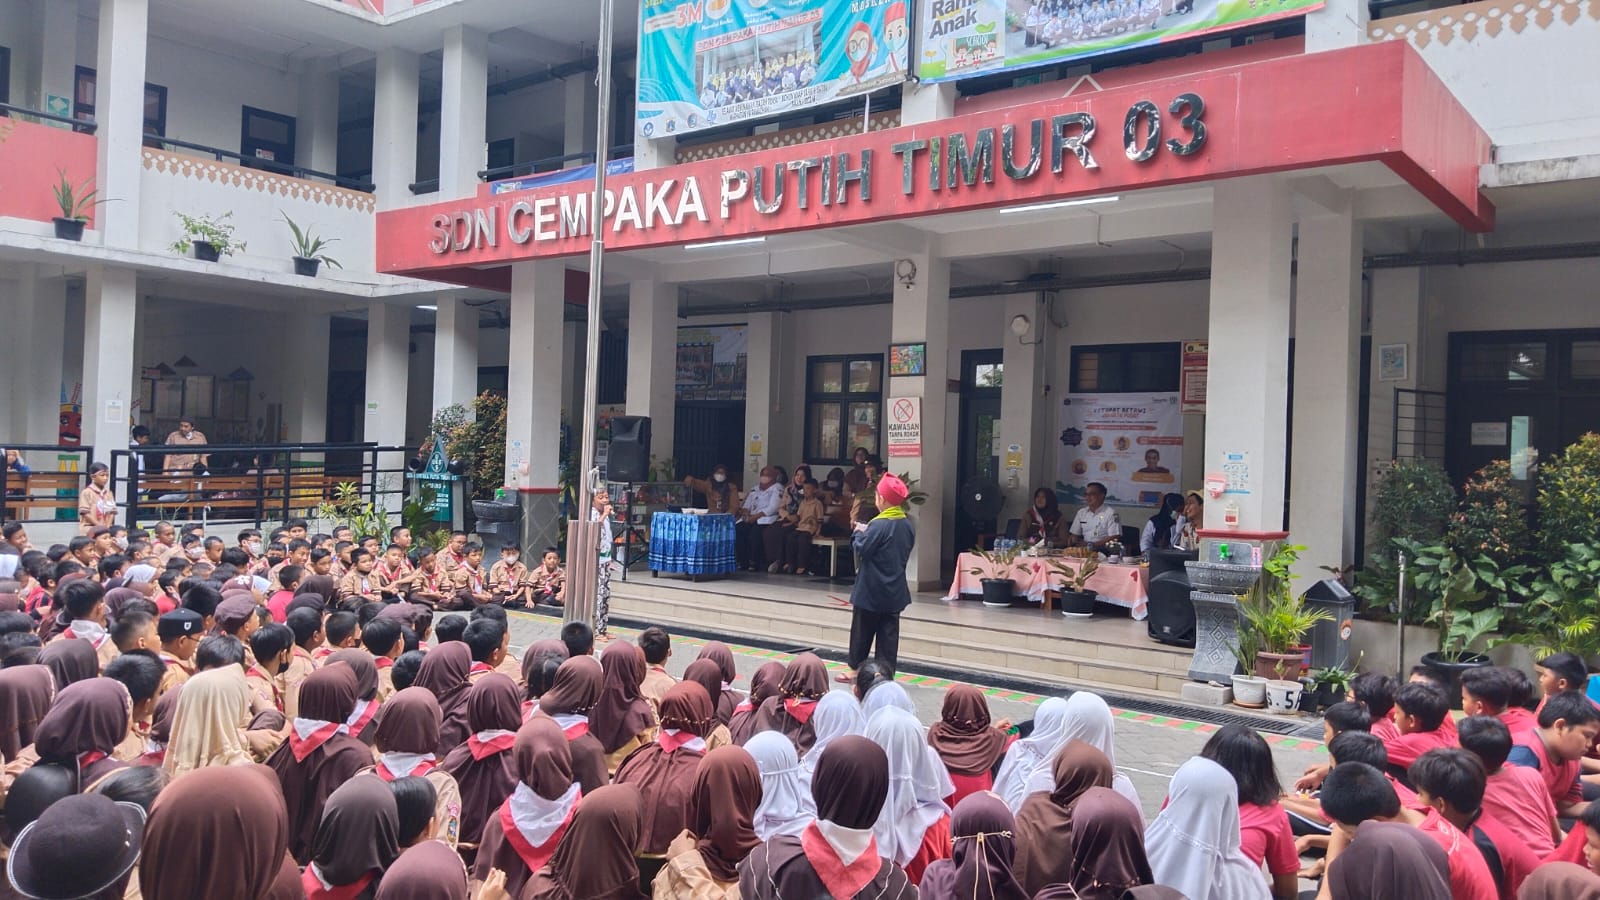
{"left": 73, "top": 66, "right": 167, "bottom": 137}
{"left": 1071, "top": 342, "right": 1181, "bottom": 393}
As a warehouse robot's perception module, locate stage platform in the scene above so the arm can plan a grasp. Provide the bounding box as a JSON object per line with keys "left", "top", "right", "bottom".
{"left": 609, "top": 570, "right": 1195, "bottom": 701}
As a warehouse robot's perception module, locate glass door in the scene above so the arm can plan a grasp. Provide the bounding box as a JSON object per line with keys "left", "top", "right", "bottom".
{"left": 955, "top": 350, "right": 1004, "bottom": 553}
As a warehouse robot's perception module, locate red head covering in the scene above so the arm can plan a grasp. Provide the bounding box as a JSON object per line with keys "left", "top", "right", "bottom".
{"left": 875, "top": 473, "right": 909, "bottom": 508}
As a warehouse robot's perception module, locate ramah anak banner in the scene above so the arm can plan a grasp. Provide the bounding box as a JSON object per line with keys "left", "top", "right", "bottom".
{"left": 636, "top": 0, "right": 910, "bottom": 140}
{"left": 915, "top": 0, "right": 1323, "bottom": 83}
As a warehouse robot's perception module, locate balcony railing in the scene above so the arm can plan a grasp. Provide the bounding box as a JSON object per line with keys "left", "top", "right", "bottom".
{"left": 0, "top": 103, "right": 97, "bottom": 134}
{"left": 142, "top": 135, "right": 373, "bottom": 193}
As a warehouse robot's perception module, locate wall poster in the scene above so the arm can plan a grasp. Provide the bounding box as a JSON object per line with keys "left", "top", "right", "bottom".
{"left": 676, "top": 324, "right": 750, "bottom": 400}
{"left": 1055, "top": 392, "right": 1182, "bottom": 506}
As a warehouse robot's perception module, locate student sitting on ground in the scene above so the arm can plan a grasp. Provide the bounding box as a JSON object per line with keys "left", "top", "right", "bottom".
{"left": 1410, "top": 746, "right": 1540, "bottom": 899}
{"left": 1505, "top": 689, "right": 1599, "bottom": 821}
{"left": 1384, "top": 681, "right": 1457, "bottom": 783}
{"left": 1458, "top": 714, "right": 1563, "bottom": 857}
{"left": 1461, "top": 667, "right": 1538, "bottom": 736}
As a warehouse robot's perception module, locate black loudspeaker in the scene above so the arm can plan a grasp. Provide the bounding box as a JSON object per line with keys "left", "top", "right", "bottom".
{"left": 608, "top": 416, "right": 651, "bottom": 483}
{"left": 1146, "top": 569, "right": 1197, "bottom": 647}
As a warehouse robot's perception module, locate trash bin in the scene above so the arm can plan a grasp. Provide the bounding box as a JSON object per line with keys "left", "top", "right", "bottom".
{"left": 472, "top": 499, "right": 522, "bottom": 558}
{"left": 1302, "top": 578, "right": 1357, "bottom": 670}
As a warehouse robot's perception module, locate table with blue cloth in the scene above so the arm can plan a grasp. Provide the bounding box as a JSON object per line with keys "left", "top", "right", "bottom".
{"left": 649, "top": 512, "right": 737, "bottom": 578}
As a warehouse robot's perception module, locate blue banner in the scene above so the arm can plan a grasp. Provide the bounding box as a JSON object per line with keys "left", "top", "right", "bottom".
{"left": 637, "top": 0, "right": 909, "bottom": 139}
{"left": 489, "top": 159, "right": 636, "bottom": 195}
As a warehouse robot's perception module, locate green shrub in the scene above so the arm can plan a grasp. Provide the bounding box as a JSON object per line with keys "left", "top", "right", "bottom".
{"left": 1357, "top": 459, "right": 1456, "bottom": 622}
{"left": 1449, "top": 460, "right": 1532, "bottom": 569}
{"left": 1537, "top": 433, "right": 1600, "bottom": 557}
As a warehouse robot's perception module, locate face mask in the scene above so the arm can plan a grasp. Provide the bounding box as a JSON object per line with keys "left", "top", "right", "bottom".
{"left": 114, "top": 537, "right": 128, "bottom": 550}
{"left": 247, "top": 541, "right": 263, "bottom": 556}
{"left": 185, "top": 546, "right": 204, "bottom": 559}
{"left": 268, "top": 554, "right": 284, "bottom": 565}
{"left": 759, "top": 477, "right": 773, "bottom": 487}
{"left": 827, "top": 480, "right": 839, "bottom": 489}
{"left": 713, "top": 473, "right": 727, "bottom": 483}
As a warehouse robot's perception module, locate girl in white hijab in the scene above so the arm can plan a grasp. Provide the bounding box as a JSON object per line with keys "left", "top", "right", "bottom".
{"left": 1046, "top": 691, "right": 1144, "bottom": 822}
{"left": 801, "top": 690, "right": 866, "bottom": 785}
{"left": 1144, "top": 756, "right": 1271, "bottom": 900}
{"left": 745, "top": 730, "right": 817, "bottom": 840}
{"left": 162, "top": 666, "right": 256, "bottom": 777}
{"left": 991, "top": 696, "right": 1069, "bottom": 812}
{"left": 864, "top": 707, "right": 951, "bottom": 877}
{"left": 860, "top": 680, "right": 916, "bottom": 722}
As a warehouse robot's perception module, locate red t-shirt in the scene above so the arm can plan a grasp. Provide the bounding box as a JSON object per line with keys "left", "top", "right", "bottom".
{"left": 1480, "top": 764, "right": 1558, "bottom": 857}
{"left": 1384, "top": 725, "right": 1456, "bottom": 768}
{"left": 267, "top": 590, "right": 296, "bottom": 623}
{"left": 1544, "top": 822, "right": 1587, "bottom": 866}
{"left": 1499, "top": 707, "right": 1537, "bottom": 736}
{"left": 1508, "top": 729, "right": 1583, "bottom": 808}
{"left": 903, "top": 813, "right": 952, "bottom": 886}
{"left": 944, "top": 771, "right": 993, "bottom": 809}
{"left": 1371, "top": 715, "right": 1402, "bottom": 744}
{"left": 1238, "top": 801, "right": 1299, "bottom": 875}
{"left": 1416, "top": 807, "right": 1498, "bottom": 900}
{"left": 1471, "top": 811, "right": 1540, "bottom": 899}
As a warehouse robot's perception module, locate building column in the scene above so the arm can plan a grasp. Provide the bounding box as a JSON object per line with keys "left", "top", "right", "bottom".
{"left": 999, "top": 293, "right": 1044, "bottom": 523}
{"left": 563, "top": 75, "right": 599, "bottom": 169}
{"left": 432, "top": 298, "right": 480, "bottom": 417}
{"left": 625, "top": 281, "right": 677, "bottom": 467}
{"left": 439, "top": 26, "right": 488, "bottom": 197}
{"left": 743, "top": 313, "right": 777, "bottom": 485}
{"left": 1305, "top": 0, "right": 1369, "bottom": 52}
{"left": 1204, "top": 176, "right": 1293, "bottom": 532}
{"left": 284, "top": 312, "right": 331, "bottom": 443}
{"left": 95, "top": 0, "right": 147, "bottom": 250}
{"left": 1290, "top": 208, "right": 1363, "bottom": 574}
{"left": 81, "top": 267, "right": 137, "bottom": 468}
{"left": 901, "top": 81, "right": 956, "bottom": 126}
{"left": 364, "top": 304, "right": 410, "bottom": 511}
{"left": 890, "top": 251, "right": 953, "bottom": 590}
{"left": 562, "top": 320, "right": 583, "bottom": 427}
{"left": 507, "top": 262, "right": 566, "bottom": 489}
{"left": 371, "top": 48, "right": 420, "bottom": 210}
{"left": 296, "top": 62, "right": 340, "bottom": 176}
{"left": 34, "top": 0, "right": 78, "bottom": 111}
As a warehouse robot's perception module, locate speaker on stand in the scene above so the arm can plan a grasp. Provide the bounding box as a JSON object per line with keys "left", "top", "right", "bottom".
{"left": 607, "top": 417, "right": 652, "bottom": 580}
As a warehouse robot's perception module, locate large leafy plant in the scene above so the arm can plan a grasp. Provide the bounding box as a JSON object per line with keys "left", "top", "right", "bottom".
{"left": 1449, "top": 460, "right": 1531, "bottom": 567}
{"left": 1537, "top": 433, "right": 1600, "bottom": 557}
{"left": 424, "top": 392, "right": 508, "bottom": 501}
{"left": 1403, "top": 540, "right": 1526, "bottom": 660}
{"left": 1506, "top": 543, "right": 1600, "bottom": 659}
{"left": 1237, "top": 544, "right": 1332, "bottom": 675}
{"left": 316, "top": 481, "right": 392, "bottom": 539}
{"left": 1357, "top": 460, "right": 1456, "bottom": 622}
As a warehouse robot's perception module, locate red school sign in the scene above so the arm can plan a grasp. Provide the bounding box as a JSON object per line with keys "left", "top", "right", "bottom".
{"left": 375, "top": 41, "right": 1492, "bottom": 283}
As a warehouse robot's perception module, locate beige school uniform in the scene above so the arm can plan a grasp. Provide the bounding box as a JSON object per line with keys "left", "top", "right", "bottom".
{"left": 78, "top": 484, "right": 117, "bottom": 535}
{"left": 162, "top": 430, "right": 208, "bottom": 473}
{"left": 278, "top": 646, "right": 317, "bottom": 720}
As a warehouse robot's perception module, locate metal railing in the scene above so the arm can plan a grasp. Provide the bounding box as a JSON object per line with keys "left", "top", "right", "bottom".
{"left": 111, "top": 442, "right": 412, "bottom": 529}
{"left": 0, "top": 103, "right": 97, "bottom": 134}
{"left": 1392, "top": 388, "right": 1447, "bottom": 462}
{"left": 0, "top": 445, "right": 97, "bottom": 525}
{"left": 145, "top": 135, "right": 374, "bottom": 193}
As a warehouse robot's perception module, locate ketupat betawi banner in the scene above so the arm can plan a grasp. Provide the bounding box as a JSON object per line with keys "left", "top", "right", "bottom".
{"left": 637, "top": 0, "right": 910, "bottom": 139}
{"left": 1056, "top": 392, "right": 1183, "bottom": 507}
{"left": 915, "top": 0, "right": 1323, "bottom": 83}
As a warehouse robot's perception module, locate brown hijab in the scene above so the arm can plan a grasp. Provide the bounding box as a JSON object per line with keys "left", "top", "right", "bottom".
{"left": 1062, "top": 788, "right": 1153, "bottom": 899}
{"left": 681, "top": 660, "right": 724, "bottom": 720}
{"left": 1518, "top": 862, "right": 1600, "bottom": 900}
{"left": 266, "top": 662, "right": 373, "bottom": 863}
{"left": 751, "top": 653, "right": 829, "bottom": 754}
{"left": 918, "top": 792, "right": 1029, "bottom": 900}
{"left": 327, "top": 648, "right": 379, "bottom": 700}
{"left": 520, "top": 784, "right": 645, "bottom": 900}
{"left": 439, "top": 672, "right": 524, "bottom": 846}
{"left": 377, "top": 839, "right": 470, "bottom": 900}
{"left": 812, "top": 734, "right": 890, "bottom": 828}
{"left": 927, "top": 685, "right": 1007, "bottom": 777}
{"left": 1325, "top": 820, "right": 1452, "bottom": 900}
{"left": 415, "top": 641, "right": 473, "bottom": 755}
{"left": 33, "top": 676, "right": 130, "bottom": 787}
{"left": 696, "top": 641, "right": 742, "bottom": 725}
{"left": 539, "top": 657, "right": 603, "bottom": 716}
{"left": 590, "top": 640, "right": 655, "bottom": 755}
{"left": 1013, "top": 741, "right": 1115, "bottom": 895}
{"left": 614, "top": 682, "right": 715, "bottom": 854}
{"left": 139, "top": 764, "right": 291, "bottom": 900}
{"left": 298, "top": 574, "right": 338, "bottom": 601}
{"left": 310, "top": 773, "right": 401, "bottom": 888}
{"left": 472, "top": 717, "right": 578, "bottom": 896}
{"left": 0, "top": 664, "right": 55, "bottom": 762}
{"left": 730, "top": 661, "right": 785, "bottom": 746}
{"left": 524, "top": 640, "right": 571, "bottom": 697}
{"left": 374, "top": 686, "right": 442, "bottom": 755}
{"left": 38, "top": 639, "right": 98, "bottom": 688}
{"left": 688, "top": 746, "right": 762, "bottom": 882}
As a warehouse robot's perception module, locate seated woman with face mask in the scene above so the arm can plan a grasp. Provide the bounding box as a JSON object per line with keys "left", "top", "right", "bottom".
{"left": 684, "top": 465, "right": 739, "bottom": 514}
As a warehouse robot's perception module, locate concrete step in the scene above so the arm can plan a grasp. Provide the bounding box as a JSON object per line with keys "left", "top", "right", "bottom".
{"left": 610, "top": 576, "right": 1196, "bottom": 702}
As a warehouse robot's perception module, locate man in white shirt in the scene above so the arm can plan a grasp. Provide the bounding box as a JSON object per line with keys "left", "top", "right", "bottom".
{"left": 735, "top": 465, "right": 785, "bottom": 571}
{"left": 1069, "top": 481, "right": 1123, "bottom": 549}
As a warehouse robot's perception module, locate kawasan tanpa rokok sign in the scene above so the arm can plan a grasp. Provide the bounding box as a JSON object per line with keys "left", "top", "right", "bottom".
{"left": 375, "top": 41, "right": 1492, "bottom": 284}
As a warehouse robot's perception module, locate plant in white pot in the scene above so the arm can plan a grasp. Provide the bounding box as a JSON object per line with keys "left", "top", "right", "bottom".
{"left": 282, "top": 212, "right": 340, "bottom": 277}
{"left": 1229, "top": 626, "right": 1267, "bottom": 709}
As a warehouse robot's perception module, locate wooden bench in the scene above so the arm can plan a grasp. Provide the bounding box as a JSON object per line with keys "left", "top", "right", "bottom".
{"left": 3, "top": 473, "right": 85, "bottom": 519}
{"left": 811, "top": 535, "right": 853, "bottom": 579}
{"left": 133, "top": 471, "right": 343, "bottom": 520}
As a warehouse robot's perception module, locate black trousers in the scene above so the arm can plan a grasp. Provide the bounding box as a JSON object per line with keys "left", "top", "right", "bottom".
{"left": 849, "top": 607, "right": 900, "bottom": 672}
{"left": 735, "top": 521, "right": 769, "bottom": 570}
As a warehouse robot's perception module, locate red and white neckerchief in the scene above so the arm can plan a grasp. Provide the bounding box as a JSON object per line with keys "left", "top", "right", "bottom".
{"left": 302, "top": 865, "right": 374, "bottom": 900}
{"left": 312, "top": 646, "right": 336, "bottom": 663}
{"left": 62, "top": 621, "right": 110, "bottom": 650}
{"left": 550, "top": 713, "right": 589, "bottom": 740}
{"left": 469, "top": 661, "right": 493, "bottom": 677}
{"left": 658, "top": 728, "right": 707, "bottom": 754}
{"left": 801, "top": 822, "right": 881, "bottom": 900}
{"left": 373, "top": 656, "right": 394, "bottom": 671}
{"left": 784, "top": 697, "right": 819, "bottom": 724}
{"left": 246, "top": 666, "right": 284, "bottom": 713}
{"left": 288, "top": 717, "right": 349, "bottom": 762}
{"left": 158, "top": 652, "right": 189, "bottom": 672}
{"left": 522, "top": 699, "right": 539, "bottom": 722}
{"left": 344, "top": 697, "right": 380, "bottom": 737}
{"left": 468, "top": 729, "right": 517, "bottom": 760}
{"left": 376, "top": 752, "right": 437, "bottom": 781}
{"left": 77, "top": 750, "right": 108, "bottom": 770}
{"left": 733, "top": 700, "right": 754, "bottom": 714}
{"left": 500, "top": 781, "right": 582, "bottom": 874}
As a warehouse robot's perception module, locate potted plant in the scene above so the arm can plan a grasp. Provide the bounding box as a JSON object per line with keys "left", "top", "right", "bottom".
{"left": 966, "top": 543, "right": 1026, "bottom": 608}
{"left": 1229, "top": 627, "right": 1267, "bottom": 709}
{"left": 282, "top": 212, "right": 341, "bottom": 277}
{"left": 170, "top": 211, "right": 244, "bottom": 261}
{"left": 1047, "top": 554, "right": 1100, "bottom": 617}
{"left": 1310, "top": 661, "right": 1357, "bottom": 712}
{"left": 1237, "top": 544, "right": 1332, "bottom": 681}
{"left": 50, "top": 169, "right": 105, "bottom": 241}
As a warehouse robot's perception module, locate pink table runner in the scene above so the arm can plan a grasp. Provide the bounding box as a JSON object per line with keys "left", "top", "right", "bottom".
{"left": 945, "top": 552, "right": 1149, "bottom": 619}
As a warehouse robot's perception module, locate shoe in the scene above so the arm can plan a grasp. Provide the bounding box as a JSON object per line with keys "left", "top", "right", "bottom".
{"left": 794, "top": 568, "right": 807, "bottom": 576}
{"left": 767, "top": 562, "right": 782, "bottom": 574}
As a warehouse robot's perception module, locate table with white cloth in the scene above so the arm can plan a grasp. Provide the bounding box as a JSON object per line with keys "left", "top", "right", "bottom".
{"left": 945, "top": 552, "right": 1149, "bottom": 620}
{"left": 648, "top": 512, "right": 737, "bottom": 577}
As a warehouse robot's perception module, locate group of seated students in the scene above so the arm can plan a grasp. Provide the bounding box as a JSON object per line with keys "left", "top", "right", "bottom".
{"left": 7, "top": 508, "right": 1600, "bottom": 900}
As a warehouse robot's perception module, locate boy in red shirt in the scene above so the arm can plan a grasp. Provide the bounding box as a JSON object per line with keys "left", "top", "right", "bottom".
{"left": 1506, "top": 689, "right": 1599, "bottom": 820}
{"left": 1319, "top": 761, "right": 1497, "bottom": 900}
{"left": 1351, "top": 671, "right": 1401, "bottom": 743}
{"left": 1535, "top": 652, "right": 1592, "bottom": 714}
{"left": 1462, "top": 666, "right": 1539, "bottom": 736}
{"left": 267, "top": 564, "right": 303, "bottom": 623}
{"left": 1459, "top": 715, "right": 1563, "bottom": 856}
{"left": 1385, "top": 681, "right": 1457, "bottom": 779}
{"left": 1411, "top": 747, "right": 1541, "bottom": 899}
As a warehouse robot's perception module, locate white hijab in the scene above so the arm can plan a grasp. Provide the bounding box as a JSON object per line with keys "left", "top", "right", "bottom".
{"left": 1043, "top": 692, "right": 1145, "bottom": 822}
{"left": 746, "top": 731, "right": 817, "bottom": 840}
{"left": 864, "top": 707, "right": 950, "bottom": 866}
{"left": 992, "top": 696, "right": 1070, "bottom": 812}
{"left": 1145, "top": 757, "right": 1272, "bottom": 900}
{"left": 801, "top": 690, "right": 866, "bottom": 786}
{"left": 860, "top": 681, "right": 916, "bottom": 722}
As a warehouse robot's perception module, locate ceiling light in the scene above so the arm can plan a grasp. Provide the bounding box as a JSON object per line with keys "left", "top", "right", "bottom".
{"left": 683, "top": 236, "right": 767, "bottom": 251}
{"left": 416, "top": 304, "right": 437, "bottom": 311}
{"left": 1000, "top": 195, "right": 1120, "bottom": 215}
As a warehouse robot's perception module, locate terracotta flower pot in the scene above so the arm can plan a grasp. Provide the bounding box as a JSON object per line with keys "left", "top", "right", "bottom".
{"left": 1254, "top": 650, "right": 1303, "bottom": 681}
